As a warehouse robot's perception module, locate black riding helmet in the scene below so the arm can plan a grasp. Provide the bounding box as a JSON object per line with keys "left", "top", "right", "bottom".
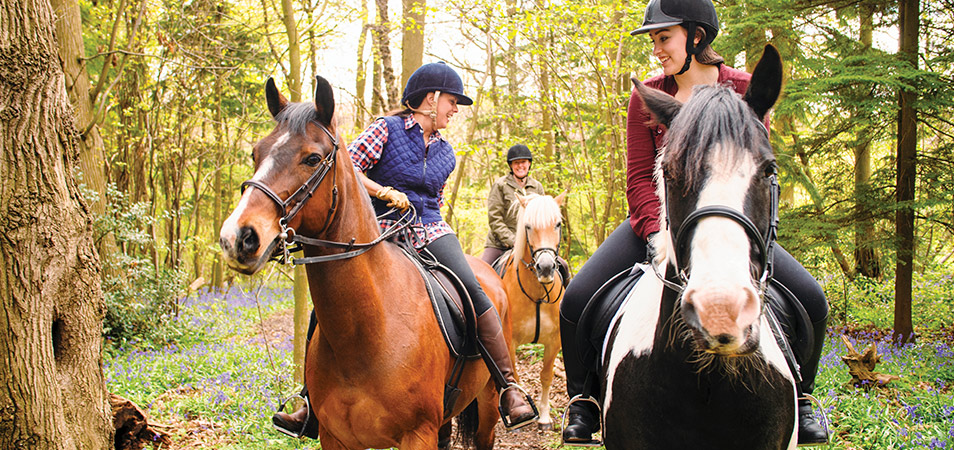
{"left": 506, "top": 144, "right": 533, "bottom": 163}
{"left": 401, "top": 62, "right": 474, "bottom": 108}
{"left": 630, "top": 0, "right": 720, "bottom": 75}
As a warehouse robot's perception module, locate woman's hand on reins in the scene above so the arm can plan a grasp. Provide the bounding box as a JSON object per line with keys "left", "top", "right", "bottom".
{"left": 376, "top": 186, "right": 411, "bottom": 211}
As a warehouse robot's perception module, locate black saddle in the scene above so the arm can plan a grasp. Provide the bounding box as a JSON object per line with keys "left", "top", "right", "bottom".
{"left": 400, "top": 246, "right": 480, "bottom": 359}
{"left": 491, "top": 249, "right": 513, "bottom": 278}
{"left": 575, "top": 266, "right": 814, "bottom": 374}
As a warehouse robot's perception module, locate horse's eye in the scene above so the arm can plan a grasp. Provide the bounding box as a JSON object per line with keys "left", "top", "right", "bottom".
{"left": 303, "top": 153, "right": 323, "bottom": 167}
{"left": 764, "top": 163, "right": 777, "bottom": 178}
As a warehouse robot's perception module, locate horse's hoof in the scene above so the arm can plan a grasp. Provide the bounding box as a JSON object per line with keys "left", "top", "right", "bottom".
{"left": 537, "top": 422, "right": 553, "bottom": 431}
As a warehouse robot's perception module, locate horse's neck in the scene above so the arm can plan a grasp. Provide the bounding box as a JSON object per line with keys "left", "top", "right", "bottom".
{"left": 300, "top": 170, "right": 395, "bottom": 347}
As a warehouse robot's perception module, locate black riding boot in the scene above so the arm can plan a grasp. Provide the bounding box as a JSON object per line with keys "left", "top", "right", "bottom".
{"left": 560, "top": 314, "right": 601, "bottom": 444}
{"left": 797, "top": 315, "right": 829, "bottom": 446}
{"left": 476, "top": 309, "right": 538, "bottom": 430}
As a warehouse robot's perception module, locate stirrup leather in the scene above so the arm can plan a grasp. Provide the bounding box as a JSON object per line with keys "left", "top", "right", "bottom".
{"left": 274, "top": 393, "right": 318, "bottom": 439}
{"left": 561, "top": 395, "right": 604, "bottom": 447}
{"left": 498, "top": 383, "right": 539, "bottom": 430}
{"left": 796, "top": 393, "right": 830, "bottom": 447}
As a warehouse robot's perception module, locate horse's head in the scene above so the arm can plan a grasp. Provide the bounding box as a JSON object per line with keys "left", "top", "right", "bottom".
{"left": 513, "top": 191, "right": 566, "bottom": 284}
{"left": 219, "top": 76, "right": 342, "bottom": 274}
{"left": 636, "top": 45, "right": 783, "bottom": 356}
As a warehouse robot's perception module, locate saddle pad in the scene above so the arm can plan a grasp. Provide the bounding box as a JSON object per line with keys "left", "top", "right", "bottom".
{"left": 401, "top": 247, "right": 480, "bottom": 359}
{"left": 576, "top": 265, "right": 646, "bottom": 372}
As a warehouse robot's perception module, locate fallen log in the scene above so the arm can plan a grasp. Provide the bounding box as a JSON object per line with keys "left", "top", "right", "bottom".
{"left": 840, "top": 335, "right": 900, "bottom": 388}
{"left": 110, "top": 393, "right": 172, "bottom": 450}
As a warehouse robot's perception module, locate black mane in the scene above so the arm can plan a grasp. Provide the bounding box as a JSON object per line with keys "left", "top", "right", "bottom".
{"left": 662, "top": 83, "right": 774, "bottom": 194}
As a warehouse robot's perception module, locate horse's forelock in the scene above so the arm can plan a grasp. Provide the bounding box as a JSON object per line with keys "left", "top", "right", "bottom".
{"left": 663, "top": 84, "right": 772, "bottom": 194}
{"left": 274, "top": 102, "right": 319, "bottom": 137}
{"left": 523, "top": 194, "right": 562, "bottom": 230}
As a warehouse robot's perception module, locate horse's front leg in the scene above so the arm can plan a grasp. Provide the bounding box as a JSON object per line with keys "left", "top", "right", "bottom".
{"left": 397, "top": 421, "right": 440, "bottom": 450}
{"left": 537, "top": 340, "right": 561, "bottom": 430}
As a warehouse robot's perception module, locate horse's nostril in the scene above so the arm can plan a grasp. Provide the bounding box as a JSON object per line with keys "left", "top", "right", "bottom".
{"left": 236, "top": 226, "right": 260, "bottom": 255}
{"left": 717, "top": 334, "right": 732, "bottom": 345}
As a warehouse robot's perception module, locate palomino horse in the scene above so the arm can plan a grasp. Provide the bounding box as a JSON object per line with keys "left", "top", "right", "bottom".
{"left": 500, "top": 192, "right": 567, "bottom": 430}
{"left": 602, "top": 45, "right": 798, "bottom": 449}
{"left": 219, "top": 76, "right": 510, "bottom": 450}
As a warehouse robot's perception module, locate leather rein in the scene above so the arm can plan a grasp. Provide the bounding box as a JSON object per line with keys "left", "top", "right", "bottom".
{"left": 239, "top": 121, "right": 412, "bottom": 265}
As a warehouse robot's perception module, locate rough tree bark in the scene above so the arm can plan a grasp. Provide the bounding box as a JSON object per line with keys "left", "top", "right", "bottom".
{"left": 853, "top": 3, "right": 881, "bottom": 279}
{"left": 373, "top": 0, "right": 400, "bottom": 111}
{"left": 0, "top": 0, "right": 112, "bottom": 448}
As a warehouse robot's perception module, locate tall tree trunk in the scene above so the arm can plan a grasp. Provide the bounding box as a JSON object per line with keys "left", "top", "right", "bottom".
{"left": 354, "top": 0, "right": 370, "bottom": 131}
{"left": 894, "top": 0, "right": 918, "bottom": 344}
{"left": 281, "top": 0, "right": 302, "bottom": 101}
{"left": 853, "top": 4, "right": 881, "bottom": 279}
{"left": 51, "top": 0, "right": 115, "bottom": 262}
{"left": 373, "top": 0, "right": 399, "bottom": 111}
{"left": 279, "top": 0, "right": 310, "bottom": 375}
{"left": 401, "top": 0, "right": 425, "bottom": 86}
{"left": 0, "top": 0, "right": 112, "bottom": 448}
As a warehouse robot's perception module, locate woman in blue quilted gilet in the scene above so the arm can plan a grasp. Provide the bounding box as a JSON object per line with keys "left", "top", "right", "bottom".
{"left": 272, "top": 62, "right": 538, "bottom": 438}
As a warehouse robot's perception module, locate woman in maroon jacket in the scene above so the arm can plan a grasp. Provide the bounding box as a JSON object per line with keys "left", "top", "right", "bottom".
{"left": 560, "top": 0, "right": 829, "bottom": 446}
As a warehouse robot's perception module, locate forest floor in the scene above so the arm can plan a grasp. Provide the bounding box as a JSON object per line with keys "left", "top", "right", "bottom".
{"left": 165, "top": 306, "right": 569, "bottom": 449}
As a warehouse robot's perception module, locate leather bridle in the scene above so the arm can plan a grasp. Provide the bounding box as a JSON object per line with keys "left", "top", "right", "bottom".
{"left": 239, "top": 121, "right": 412, "bottom": 265}
{"left": 515, "top": 222, "right": 565, "bottom": 305}
{"left": 655, "top": 171, "right": 780, "bottom": 294}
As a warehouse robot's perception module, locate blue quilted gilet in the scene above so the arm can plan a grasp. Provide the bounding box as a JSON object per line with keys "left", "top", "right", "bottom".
{"left": 368, "top": 115, "right": 457, "bottom": 224}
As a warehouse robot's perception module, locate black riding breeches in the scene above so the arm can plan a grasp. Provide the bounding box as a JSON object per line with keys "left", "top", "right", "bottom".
{"left": 426, "top": 234, "right": 495, "bottom": 316}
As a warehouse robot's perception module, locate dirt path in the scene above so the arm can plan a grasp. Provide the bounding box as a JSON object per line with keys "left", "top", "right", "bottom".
{"left": 252, "top": 308, "right": 570, "bottom": 449}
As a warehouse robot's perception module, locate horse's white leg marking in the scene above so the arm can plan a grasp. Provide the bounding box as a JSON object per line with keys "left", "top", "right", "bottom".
{"left": 603, "top": 269, "right": 664, "bottom": 417}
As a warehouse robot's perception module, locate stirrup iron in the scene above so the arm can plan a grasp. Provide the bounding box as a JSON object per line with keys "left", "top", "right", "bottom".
{"left": 498, "top": 383, "right": 539, "bottom": 430}
{"left": 561, "top": 395, "right": 604, "bottom": 447}
{"left": 274, "top": 393, "right": 317, "bottom": 439}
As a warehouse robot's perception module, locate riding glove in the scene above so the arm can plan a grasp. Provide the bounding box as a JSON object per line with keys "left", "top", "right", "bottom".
{"left": 375, "top": 186, "right": 410, "bottom": 211}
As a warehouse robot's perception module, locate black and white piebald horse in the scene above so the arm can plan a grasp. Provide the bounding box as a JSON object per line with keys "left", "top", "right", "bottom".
{"left": 602, "top": 45, "right": 797, "bottom": 449}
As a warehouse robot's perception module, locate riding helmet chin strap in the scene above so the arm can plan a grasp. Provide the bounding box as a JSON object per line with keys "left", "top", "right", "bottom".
{"left": 676, "top": 23, "right": 704, "bottom": 76}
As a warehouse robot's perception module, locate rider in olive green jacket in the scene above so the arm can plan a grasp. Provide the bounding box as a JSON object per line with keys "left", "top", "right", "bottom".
{"left": 481, "top": 144, "right": 545, "bottom": 266}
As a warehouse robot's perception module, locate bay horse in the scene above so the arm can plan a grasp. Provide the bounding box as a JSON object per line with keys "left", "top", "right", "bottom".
{"left": 218, "top": 75, "right": 509, "bottom": 450}
{"left": 601, "top": 45, "right": 798, "bottom": 449}
{"left": 500, "top": 192, "right": 567, "bottom": 430}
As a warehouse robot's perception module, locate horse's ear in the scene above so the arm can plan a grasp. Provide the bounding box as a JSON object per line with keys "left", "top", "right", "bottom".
{"left": 743, "top": 45, "right": 783, "bottom": 121}
{"left": 554, "top": 190, "right": 568, "bottom": 207}
{"left": 314, "top": 75, "right": 335, "bottom": 125}
{"left": 516, "top": 193, "right": 529, "bottom": 208}
{"left": 265, "top": 77, "right": 287, "bottom": 118}
{"left": 633, "top": 78, "right": 681, "bottom": 128}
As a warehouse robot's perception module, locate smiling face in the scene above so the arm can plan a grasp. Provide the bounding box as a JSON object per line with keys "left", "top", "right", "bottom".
{"left": 650, "top": 25, "right": 691, "bottom": 76}
{"left": 509, "top": 159, "right": 531, "bottom": 179}
{"left": 424, "top": 91, "right": 460, "bottom": 130}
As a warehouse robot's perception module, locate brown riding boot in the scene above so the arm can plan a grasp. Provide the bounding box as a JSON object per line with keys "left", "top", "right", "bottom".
{"left": 476, "top": 309, "right": 539, "bottom": 430}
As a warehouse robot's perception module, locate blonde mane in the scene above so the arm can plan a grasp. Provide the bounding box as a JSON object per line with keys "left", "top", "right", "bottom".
{"left": 512, "top": 193, "right": 563, "bottom": 262}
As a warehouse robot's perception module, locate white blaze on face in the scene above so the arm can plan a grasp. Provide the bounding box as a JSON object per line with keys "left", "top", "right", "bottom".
{"left": 682, "top": 144, "right": 761, "bottom": 342}
{"left": 218, "top": 132, "right": 289, "bottom": 262}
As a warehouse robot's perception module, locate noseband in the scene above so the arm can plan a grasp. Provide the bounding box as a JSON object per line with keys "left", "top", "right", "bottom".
{"left": 516, "top": 222, "right": 565, "bottom": 305}
{"left": 658, "top": 172, "right": 780, "bottom": 294}
{"left": 239, "top": 121, "right": 413, "bottom": 264}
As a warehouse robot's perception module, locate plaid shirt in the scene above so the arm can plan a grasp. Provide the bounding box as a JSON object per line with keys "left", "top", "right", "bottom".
{"left": 348, "top": 116, "right": 454, "bottom": 248}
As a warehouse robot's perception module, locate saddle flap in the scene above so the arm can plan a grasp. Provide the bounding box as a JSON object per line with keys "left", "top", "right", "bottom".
{"left": 766, "top": 278, "right": 814, "bottom": 366}
{"left": 491, "top": 249, "right": 513, "bottom": 278}
{"left": 576, "top": 267, "right": 645, "bottom": 372}
{"left": 400, "top": 246, "right": 480, "bottom": 359}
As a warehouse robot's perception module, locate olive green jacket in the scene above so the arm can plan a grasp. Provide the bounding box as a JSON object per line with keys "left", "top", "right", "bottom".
{"left": 484, "top": 174, "right": 545, "bottom": 250}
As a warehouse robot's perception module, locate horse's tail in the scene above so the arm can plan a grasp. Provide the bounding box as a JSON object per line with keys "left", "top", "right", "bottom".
{"left": 454, "top": 399, "right": 480, "bottom": 449}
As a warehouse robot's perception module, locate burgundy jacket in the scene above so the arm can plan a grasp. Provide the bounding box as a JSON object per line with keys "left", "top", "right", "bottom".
{"left": 625, "top": 64, "right": 760, "bottom": 240}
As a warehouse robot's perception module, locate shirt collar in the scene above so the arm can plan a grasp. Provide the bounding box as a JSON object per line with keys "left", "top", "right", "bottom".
{"left": 404, "top": 115, "right": 444, "bottom": 142}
